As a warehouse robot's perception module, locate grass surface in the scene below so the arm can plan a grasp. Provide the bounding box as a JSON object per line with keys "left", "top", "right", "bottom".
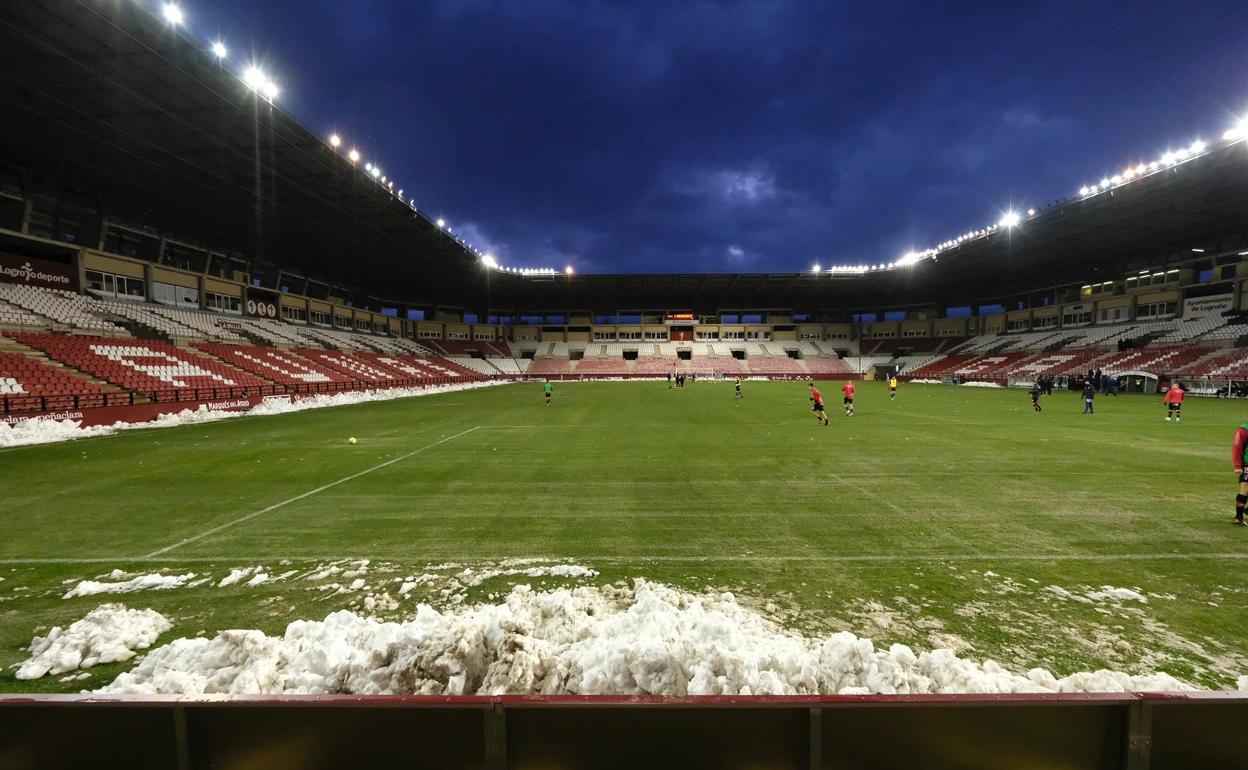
{"left": 2, "top": 379, "right": 1246, "bottom": 692}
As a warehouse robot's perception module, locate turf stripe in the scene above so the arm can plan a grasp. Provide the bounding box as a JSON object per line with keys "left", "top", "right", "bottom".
{"left": 140, "top": 426, "right": 482, "bottom": 558}
{"left": 4, "top": 552, "right": 1247, "bottom": 565}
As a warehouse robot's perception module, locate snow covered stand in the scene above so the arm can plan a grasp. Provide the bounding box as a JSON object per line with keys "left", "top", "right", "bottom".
{"left": 1, "top": 692, "right": 1244, "bottom": 769}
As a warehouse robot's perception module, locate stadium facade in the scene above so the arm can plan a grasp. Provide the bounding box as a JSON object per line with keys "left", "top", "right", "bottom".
{"left": 5, "top": 2, "right": 1248, "bottom": 422}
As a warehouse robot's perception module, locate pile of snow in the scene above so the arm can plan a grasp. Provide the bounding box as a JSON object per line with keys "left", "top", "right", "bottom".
{"left": 0, "top": 380, "right": 505, "bottom": 448}
{"left": 63, "top": 572, "right": 196, "bottom": 599}
{"left": 909, "top": 378, "right": 941, "bottom": 384}
{"left": 97, "top": 580, "right": 1196, "bottom": 696}
{"left": 0, "top": 418, "right": 114, "bottom": 448}
{"left": 962, "top": 381, "right": 1004, "bottom": 388}
{"left": 453, "top": 564, "right": 599, "bottom": 587}
{"left": 16, "top": 604, "right": 171, "bottom": 680}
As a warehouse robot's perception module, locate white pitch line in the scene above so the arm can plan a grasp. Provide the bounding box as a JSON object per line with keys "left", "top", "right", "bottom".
{"left": 141, "top": 426, "right": 482, "bottom": 558}
{"left": 4, "top": 551, "right": 1248, "bottom": 566}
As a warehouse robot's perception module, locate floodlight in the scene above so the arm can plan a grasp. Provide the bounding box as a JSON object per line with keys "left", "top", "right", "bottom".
{"left": 162, "top": 3, "right": 184, "bottom": 25}
{"left": 329, "top": 134, "right": 341, "bottom": 148}
{"left": 243, "top": 66, "right": 265, "bottom": 90}
{"left": 211, "top": 41, "right": 228, "bottom": 59}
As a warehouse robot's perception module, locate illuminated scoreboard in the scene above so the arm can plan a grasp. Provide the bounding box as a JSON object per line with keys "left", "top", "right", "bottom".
{"left": 664, "top": 312, "right": 697, "bottom": 325}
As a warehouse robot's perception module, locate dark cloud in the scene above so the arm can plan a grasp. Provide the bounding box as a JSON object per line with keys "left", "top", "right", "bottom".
{"left": 196, "top": 0, "right": 1248, "bottom": 273}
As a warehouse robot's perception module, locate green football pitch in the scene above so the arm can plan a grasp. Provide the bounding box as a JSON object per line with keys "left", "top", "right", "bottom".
{"left": 2, "top": 379, "right": 1246, "bottom": 692}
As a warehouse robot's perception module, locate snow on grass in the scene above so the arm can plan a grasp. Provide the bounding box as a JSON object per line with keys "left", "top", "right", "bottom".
{"left": 453, "top": 564, "right": 599, "bottom": 587}
{"left": 63, "top": 572, "right": 196, "bottom": 599}
{"left": 398, "top": 575, "right": 438, "bottom": 595}
{"left": 0, "top": 380, "right": 507, "bottom": 448}
{"left": 1086, "top": 586, "right": 1149, "bottom": 604}
{"left": 1046, "top": 585, "right": 1149, "bottom": 605}
{"left": 95, "top": 580, "right": 1194, "bottom": 696}
{"left": 218, "top": 567, "right": 261, "bottom": 587}
{"left": 961, "top": 381, "right": 1004, "bottom": 388}
{"left": 16, "top": 604, "right": 171, "bottom": 680}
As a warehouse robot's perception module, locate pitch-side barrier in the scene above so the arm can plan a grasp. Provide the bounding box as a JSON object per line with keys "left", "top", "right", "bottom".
{"left": 1, "top": 692, "right": 1243, "bottom": 769}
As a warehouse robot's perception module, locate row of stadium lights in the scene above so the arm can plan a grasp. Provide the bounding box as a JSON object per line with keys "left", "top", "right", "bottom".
{"left": 813, "top": 114, "right": 1248, "bottom": 276}
{"left": 157, "top": 3, "right": 1248, "bottom": 280}
{"left": 814, "top": 208, "right": 1033, "bottom": 275}
{"left": 154, "top": 1, "right": 568, "bottom": 278}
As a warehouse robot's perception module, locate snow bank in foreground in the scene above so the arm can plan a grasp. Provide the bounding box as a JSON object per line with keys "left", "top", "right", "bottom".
{"left": 97, "top": 580, "right": 1195, "bottom": 696}
{"left": 0, "top": 418, "right": 115, "bottom": 447}
{"left": 63, "top": 572, "right": 196, "bottom": 599}
{"left": 0, "top": 380, "right": 505, "bottom": 448}
{"left": 909, "top": 379, "right": 941, "bottom": 384}
{"left": 17, "top": 604, "right": 171, "bottom": 680}
{"left": 962, "top": 381, "right": 1004, "bottom": 388}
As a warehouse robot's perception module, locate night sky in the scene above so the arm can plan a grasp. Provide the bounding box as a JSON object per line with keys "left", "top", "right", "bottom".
{"left": 183, "top": 0, "right": 1246, "bottom": 274}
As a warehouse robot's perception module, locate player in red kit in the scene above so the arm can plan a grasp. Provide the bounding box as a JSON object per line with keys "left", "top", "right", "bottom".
{"left": 1164, "top": 383, "right": 1185, "bottom": 422}
{"left": 841, "top": 380, "right": 855, "bottom": 416}
{"left": 808, "top": 382, "right": 829, "bottom": 426}
{"left": 1231, "top": 423, "right": 1248, "bottom": 526}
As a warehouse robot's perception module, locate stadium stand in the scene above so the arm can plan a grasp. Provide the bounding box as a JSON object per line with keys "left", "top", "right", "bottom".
{"left": 434, "top": 340, "right": 512, "bottom": 357}
{"left": 690, "top": 355, "right": 744, "bottom": 375}
{"left": 8, "top": 333, "right": 271, "bottom": 398}
{"left": 803, "top": 356, "right": 855, "bottom": 376}
{"left": 193, "top": 343, "right": 352, "bottom": 386}
{"left": 0, "top": 350, "right": 114, "bottom": 412}
{"left": 448, "top": 356, "right": 503, "bottom": 376}
{"left": 0, "top": 298, "right": 47, "bottom": 328}
{"left": 528, "top": 358, "right": 573, "bottom": 376}
{"left": 489, "top": 357, "right": 530, "bottom": 375}
{"left": 1181, "top": 348, "right": 1248, "bottom": 379}
{"left": 0, "top": 284, "right": 124, "bottom": 333}
{"left": 294, "top": 348, "right": 420, "bottom": 382}
{"left": 746, "top": 356, "right": 805, "bottom": 376}
{"left": 634, "top": 357, "right": 682, "bottom": 376}
{"left": 93, "top": 297, "right": 247, "bottom": 342}
{"left": 573, "top": 357, "right": 631, "bottom": 376}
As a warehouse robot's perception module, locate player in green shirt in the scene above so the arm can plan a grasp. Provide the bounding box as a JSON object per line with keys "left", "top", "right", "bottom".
{"left": 544, "top": 380, "right": 553, "bottom": 405}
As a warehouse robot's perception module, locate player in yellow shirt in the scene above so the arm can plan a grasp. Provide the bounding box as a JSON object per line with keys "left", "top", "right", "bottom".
{"left": 888, "top": 376, "right": 898, "bottom": 400}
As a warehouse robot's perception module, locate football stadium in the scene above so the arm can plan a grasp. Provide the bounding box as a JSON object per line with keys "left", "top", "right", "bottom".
{"left": 2, "top": 1, "right": 1247, "bottom": 767}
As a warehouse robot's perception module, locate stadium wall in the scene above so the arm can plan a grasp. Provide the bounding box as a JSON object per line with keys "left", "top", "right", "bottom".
{"left": 1, "top": 692, "right": 1243, "bottom": 768}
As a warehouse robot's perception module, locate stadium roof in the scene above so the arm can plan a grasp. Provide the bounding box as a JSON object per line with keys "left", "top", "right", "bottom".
{"left": 2, "top": 1, "right": 1247, "bottom": 316}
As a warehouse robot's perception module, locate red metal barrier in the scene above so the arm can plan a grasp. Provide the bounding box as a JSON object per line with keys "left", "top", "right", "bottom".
{"left": 0, "top": 692, "right": 1241, "bottom": 769}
